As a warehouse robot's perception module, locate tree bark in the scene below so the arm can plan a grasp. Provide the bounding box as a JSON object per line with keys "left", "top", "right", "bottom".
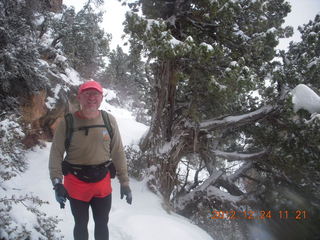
{"left": 141, "top": 60, "right": 185, "bottom": 201}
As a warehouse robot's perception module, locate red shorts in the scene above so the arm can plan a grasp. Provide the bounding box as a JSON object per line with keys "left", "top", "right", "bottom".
{"left": 64, "top": 172, "right": 112, "bottom": 202}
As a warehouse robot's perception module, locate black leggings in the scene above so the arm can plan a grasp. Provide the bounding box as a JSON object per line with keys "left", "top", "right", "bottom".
{"left": 69, "top": 194, "right": 112, "bottom": 240}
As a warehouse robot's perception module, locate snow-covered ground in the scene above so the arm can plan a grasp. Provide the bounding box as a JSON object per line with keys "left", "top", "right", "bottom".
{"left": 3, "top": 90, "right": 213, "bottom": 240}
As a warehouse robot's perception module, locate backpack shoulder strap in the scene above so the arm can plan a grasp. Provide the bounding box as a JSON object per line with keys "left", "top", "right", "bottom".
{"left": 64, "top": 112, "right": 74, "bottom": 152}
{"left": 101, "top": 110, "right": 114, "bottom": 140}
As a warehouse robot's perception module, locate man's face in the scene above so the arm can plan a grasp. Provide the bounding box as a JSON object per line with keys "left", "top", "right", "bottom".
{"left": 77, "top": 89, "right": 103, "bottom": 111}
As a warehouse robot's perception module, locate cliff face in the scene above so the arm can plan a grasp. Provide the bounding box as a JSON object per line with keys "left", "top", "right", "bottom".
{"left": 20, "top": 90, "right": 61, "bottom": 147}
{"left": 0, "top": 0, "right": 79, "bottom": 148}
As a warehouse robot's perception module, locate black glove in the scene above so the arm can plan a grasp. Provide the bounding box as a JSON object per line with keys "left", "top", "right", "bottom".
{"left": 53, "top": 183, "right": 68, "bottom": 209}
{"left": 120, "top": 185, "right": 132, "bottom": 204}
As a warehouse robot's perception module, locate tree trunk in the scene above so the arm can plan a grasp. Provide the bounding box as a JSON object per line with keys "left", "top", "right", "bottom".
{"left": 140, "top": 59, "right": 186, "bottom": 201}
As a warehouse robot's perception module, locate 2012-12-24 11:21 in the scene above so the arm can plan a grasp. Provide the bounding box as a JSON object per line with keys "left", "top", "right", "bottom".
{"left": 210, "top": 210, "right": 308, "bottom": 220}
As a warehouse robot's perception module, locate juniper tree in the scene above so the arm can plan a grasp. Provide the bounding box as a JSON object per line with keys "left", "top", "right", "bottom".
{"left": 104, "top": 46, "right": 132, "bottom": 87}
{"left": 123, "top": 0, "right": 319, "bottom": 238}
{"left": 51, "top": 3, "right": 110, "bottom": 78}
{"left": 124, "top": 0, "right": 291, "bottom": 200}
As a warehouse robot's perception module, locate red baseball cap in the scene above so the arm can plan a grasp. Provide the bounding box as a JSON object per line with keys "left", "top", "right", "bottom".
{"left": 78, "top": 80, "right": 103, "bottom": 95}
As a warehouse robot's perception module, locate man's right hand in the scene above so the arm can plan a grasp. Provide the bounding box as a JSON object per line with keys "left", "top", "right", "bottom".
{"left": 53, "top": 183, "right": 68, "bottom": 208}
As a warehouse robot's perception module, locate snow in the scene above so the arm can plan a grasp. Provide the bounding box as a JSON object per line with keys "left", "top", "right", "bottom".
{"left": 177, "top": 158, "right": 209, "bottom": 183}
{"left": 55, "top": 54, "right": 67, "bottom": 63}
{"left": 210, "top": 76, "right": 227, "bottom": 91}
{"left": 46, "top": 85, "right": 61, "bottom": 109}
{"left": 266, "top": 27, "right": 277, "bottom": 33}
{"left": 2, "top": 89, "right": 213, "bottom": 240}
{"left": 213, "top": 150, "right": 265, "bottom": 161}
{"left": 0, "top": 118, "right": 25, "bottom": 138}
{"left": 292, "top": 84, "right": 320, "bottom": 113}
{"left": 99, "top": 90, "right": 149, "bottom": 147}
{"left": 169, "top": 36, "right": 183, "bottom": 47}
{"left": 234, "top": 30, "right": 250, "bottom": 41}
{"left": 230, "top": 61, "right": 238, "bottom": 67}
{"left": 186, "top": 36, "right": 194, "bottom": 42}
{"left": 200, "top": 42, "right": 213, "bottom": 51}
{"left": 158, "top": 136, "right": 180, "bottom": 155}
{"left": 146, "top": 19, "right": 160, "bottom": 31}
{"left": 207, "top": 186, "right": 241, "bottom": 203}
{"left": 103, "top": 88, "right": 117, "bottom": 101}
{"left": 307, "top": 57, "right": 320, "bottom": 69}
{"left": 64, "top": 67, "right": 82, "bottom": 85}
{"left": 45, "top": 97, "right": 56, "bottom": 109}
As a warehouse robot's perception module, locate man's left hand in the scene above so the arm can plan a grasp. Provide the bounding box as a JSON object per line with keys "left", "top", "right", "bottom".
{"left": 120, "top": 185, "right": 132, "bottom": 204}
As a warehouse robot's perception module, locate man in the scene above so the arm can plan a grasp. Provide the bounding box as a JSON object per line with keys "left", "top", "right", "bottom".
{"left": 49, "top": 80, "right": 132, "bottom": 240}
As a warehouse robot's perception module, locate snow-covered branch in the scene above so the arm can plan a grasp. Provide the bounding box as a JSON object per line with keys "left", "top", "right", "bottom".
{"left": 212, "top": 150, "right": 267, "bottom": 162}
{"left": 228, "top": 162, "right": 253, "bottom": 182}
{"left": 196, "top": 169, "right": 223, "bottom": 191}
{"left": 199, "top": 105, "right": 276, "bottom": 131}
{"left": 206, "top": 186, "right": 242, "bottom": 203}
{"left": 208, "top": 162, "right": 254, "bottom": 197}
{"left": 175, "top": 175, "right": 243, "bottom": 210}
{"left": 175, "top": 169, "right": 223, "bottom": 208}
{"left": 175, "top": 160, "right": 256, "bottom": 209}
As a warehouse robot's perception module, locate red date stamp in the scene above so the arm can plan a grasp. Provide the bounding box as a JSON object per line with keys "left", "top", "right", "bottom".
{"left": 210, "top": 210, "right": 308, "bottom": 220}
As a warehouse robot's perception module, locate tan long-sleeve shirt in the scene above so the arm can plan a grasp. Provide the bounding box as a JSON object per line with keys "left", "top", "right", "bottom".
{"left": 49, "top": 111, "right": 129, "bottom": 186}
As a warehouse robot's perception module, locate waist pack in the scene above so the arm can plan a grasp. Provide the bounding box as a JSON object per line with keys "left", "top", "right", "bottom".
{"left": 62, "top": 161, "right": 116, "bottom": 183}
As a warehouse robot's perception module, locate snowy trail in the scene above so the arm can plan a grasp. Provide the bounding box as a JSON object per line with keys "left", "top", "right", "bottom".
{"left": 6, "top": 144, "right": 213, "bottom": 240}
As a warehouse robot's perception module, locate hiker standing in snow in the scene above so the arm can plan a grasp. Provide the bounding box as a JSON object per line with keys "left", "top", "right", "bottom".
{"left": 49, "top": 80, "right": 132, "bottom": 240}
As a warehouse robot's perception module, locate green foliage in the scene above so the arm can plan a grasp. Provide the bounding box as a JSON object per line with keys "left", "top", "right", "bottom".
{"left": 0, "top": 114, "right": 26, "bottom": 182}
{"left": 124, "top": 0, "right": 292, "bottom": 120}
{"left": 278, "top": 14, "right": 320, "bottom": 88}
{"left": 52, "top": 5, "right": 110, "bottom": 78}
{"left": 0, "top": 0, "right": 49, "bottom": 98}
{"left": 104, "top": 46, "right": 132, "bottom": 86}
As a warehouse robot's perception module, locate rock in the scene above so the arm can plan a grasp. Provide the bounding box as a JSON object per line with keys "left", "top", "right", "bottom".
{"left": 20, "top": 90, "right": 48, "bottom": 124}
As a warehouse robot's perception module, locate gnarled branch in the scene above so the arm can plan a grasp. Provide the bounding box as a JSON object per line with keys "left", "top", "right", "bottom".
{"left": 199, "top": 105, "right": 277, "bottom": 132}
